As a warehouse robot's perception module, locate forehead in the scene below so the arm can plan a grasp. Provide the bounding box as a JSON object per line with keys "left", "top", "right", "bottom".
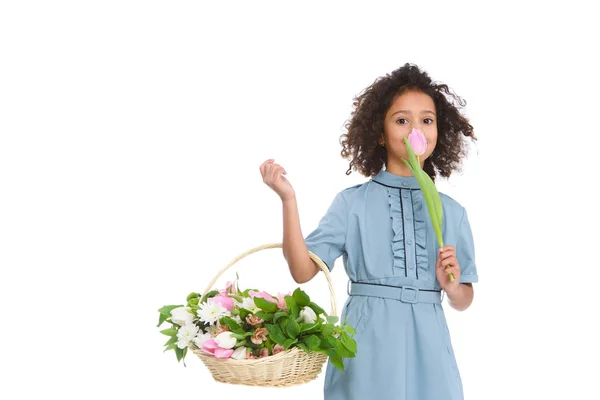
{"left": 389, "top": 90, "right": 435, "bottom": 111}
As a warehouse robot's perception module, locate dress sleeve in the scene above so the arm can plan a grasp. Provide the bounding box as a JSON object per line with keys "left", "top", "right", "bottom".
{"left": 456, "top": 207, "right": 478, "bottom": 283}
{"left": 304, "top": 191, "right": 347, "bottom": 272}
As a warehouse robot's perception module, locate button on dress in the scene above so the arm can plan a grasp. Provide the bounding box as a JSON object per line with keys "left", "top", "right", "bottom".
{"left": 304, "top": 169, "right": 478, "bottom": 400}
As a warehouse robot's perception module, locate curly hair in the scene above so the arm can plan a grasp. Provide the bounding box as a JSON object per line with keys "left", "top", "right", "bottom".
{"left": 340, "top": 63, "right": 476, "bottom": 182}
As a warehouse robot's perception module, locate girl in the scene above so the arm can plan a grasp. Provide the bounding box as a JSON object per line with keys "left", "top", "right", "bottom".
{"left": 259, "top": 63, "right": 478, "bottom": 400}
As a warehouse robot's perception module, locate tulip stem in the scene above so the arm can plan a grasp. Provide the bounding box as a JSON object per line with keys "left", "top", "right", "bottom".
{"left": 445, "top": 264, "right": 455, "bottom": 281}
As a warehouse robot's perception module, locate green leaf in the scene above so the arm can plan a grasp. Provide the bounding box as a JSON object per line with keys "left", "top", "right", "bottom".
{"left": 164, "top": 343, "right": 178, "bottom": 352}
{"left": 293, "top": 288, "right": 311, "bottom": 307}
{"left": 284, "top": 296, "right": 296, "bottom": 311}
{"left": 297, "top": 342, "right": 310, "bottom": 354}
{"left": 273, "top": 311, "right": 289, "bottom": 323}
{"left": 290, "top": 304, "right": 300, "bottom": 320}
{"left": 340, "top": 331, "right": 357, "bottom": 353}
{"left": 164, "top": 336, "right": 178, "bottom": 346}
{"left": 422, "top": 172, "right": 444, "bottom": 246}
{"left": 326, "top": 315, "right": 339, "bottom": 324}
{"left": 158, "top": 305, "right": 183, "bottom": 317}
{"left": 322, "top": 323, "right": 334, "bottom": 337}
{"left": 175, "top": 347, "right": 184, "bottom": 362}
{"left": 255, "top": 311, "right": 274, "bottom": 322}
{"left": 283, "top": 338, "right": 298, "bottom": 349}
{"left": 220, "top": 316, "right": 243, "bottom": 334}
{"left": 230, "top": 295, "right": 244, "bottom": 303}
{"left": 160, "top": 328, "right": 177, "bottom": 336}
{"left": 186, "top": 292, "right": 200, "bottom": 301}
{"left": 239, "top": 308, "right": 251, "bottom": 320}
{"left": 157, "top": 313, "right": 168, "bottom": 327}
{"left": 200, "top": 290, "right": 219, "bottom": 303}
{"left": 265, "top": 324, "right": 287, "bottom": 345}
{"left": 330, "top": 353, "right": 344, "bottom": 371}
{"left": 344, "top": 324, "right": 356, "bottom": 335}
{"left": 187, "top": 297, "right": 199, "bottom": 306}
{"left": 286, "top": 317, "right": 301, "bottom": 339}
{"left": 303, "top": 334, "right": 321, "bottom": 351}
{"left": 336, "top": 343, "right": 355, "bottom": 358}
{"left": 253, "top": 296, "right": 278, "bottom": 313}
{"left": 308, "top": 302, "right": 325, "bottom": 316}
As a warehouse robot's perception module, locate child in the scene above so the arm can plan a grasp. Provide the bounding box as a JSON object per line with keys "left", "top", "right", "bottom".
{"left": 259, "top": 63, "right": 478, "bottom": 400}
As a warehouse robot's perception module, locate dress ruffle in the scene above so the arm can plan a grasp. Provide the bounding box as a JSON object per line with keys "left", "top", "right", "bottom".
{"left": 386, "top": 187, "right": 429, "bottom": 279}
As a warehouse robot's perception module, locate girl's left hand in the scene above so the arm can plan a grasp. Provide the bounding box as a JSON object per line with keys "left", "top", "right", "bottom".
{"left": 436, "top": 245, "right": 461, "bottom": 295}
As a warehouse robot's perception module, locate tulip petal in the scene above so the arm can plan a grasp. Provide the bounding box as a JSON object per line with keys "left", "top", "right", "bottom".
{"left": 214, "top": 347, "right": 234, "bottom": 358}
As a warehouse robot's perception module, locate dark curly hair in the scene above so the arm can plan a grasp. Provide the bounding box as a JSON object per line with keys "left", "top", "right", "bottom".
{"left": 340, "top": 63, "right": 476, "bottom": 182}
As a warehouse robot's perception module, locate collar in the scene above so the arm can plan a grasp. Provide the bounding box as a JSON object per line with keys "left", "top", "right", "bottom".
{"left": 371, "top": 169, "right": 421, "bottom": 189}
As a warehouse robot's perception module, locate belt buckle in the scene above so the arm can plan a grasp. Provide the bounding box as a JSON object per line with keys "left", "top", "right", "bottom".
{"left": 400, "top": 286, "right": 419, "bottom": 304}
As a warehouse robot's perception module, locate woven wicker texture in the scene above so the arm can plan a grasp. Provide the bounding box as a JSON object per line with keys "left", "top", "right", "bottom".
{"left": 192, "top": 242, "right": 337, "bottom": 387}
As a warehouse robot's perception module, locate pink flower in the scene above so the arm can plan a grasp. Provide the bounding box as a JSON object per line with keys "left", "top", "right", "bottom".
{"left": 246, "top": 350, "right": 257, "bottom": 359}
{"left": 258, "top": 348, "right": 269, "bottom": 358}
{"left": 275, "top": 292, "right": 291, "bottom": 311}
{"left": 407, "top": 128, "right": 427, "bottom": 156}
{"left": 249, "top": 291, "right": 277, "bottom": 303}
{"left": 211, "top": 294, "right": 234, "bottom": 311}
{"left": 246, "top": 314, "right": 264, "bottom": 326}
{"left": 201, "top": 338, "right": 234, "bottom": 359}
{"left": 272, "top": 344, "right": 285, "bottom": 355}
{"left": 225, "top": 280, "right": 238, "bottom": 295}
{"left": 251, "top": 328, "right": 269, "bottom": 345}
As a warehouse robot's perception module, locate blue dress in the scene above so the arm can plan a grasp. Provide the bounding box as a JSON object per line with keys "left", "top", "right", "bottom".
{"left": 304, "top": 169, "right": 478, "bottom": 400}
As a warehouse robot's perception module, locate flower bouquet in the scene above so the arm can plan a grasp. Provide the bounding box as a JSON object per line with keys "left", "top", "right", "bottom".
{"left": 157, "top": 243, "right": 356, "bottom": 387}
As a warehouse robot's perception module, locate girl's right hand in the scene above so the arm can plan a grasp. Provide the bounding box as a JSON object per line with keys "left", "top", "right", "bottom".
{"left": 260, "top": 159, "right": 296, "bottom": 202}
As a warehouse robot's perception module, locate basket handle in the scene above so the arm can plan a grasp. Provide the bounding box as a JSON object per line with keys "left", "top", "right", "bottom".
{"left": 202, "top": 243, "right": 338, "bottom": 317}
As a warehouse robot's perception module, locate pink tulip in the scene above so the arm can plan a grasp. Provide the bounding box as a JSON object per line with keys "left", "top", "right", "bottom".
{"left": 275, "top": 292, "right": 291, "bottom": 311}
{"left": 201, "top": 339, "right": 219, "bottom": 354}
{"left": 211, "top": 294, "right": 234, "bottom": 311}
{"left": 249, "top": 291, "right": 277, "bottom": 303}
{"left": 214, "top": 347, "right": 234, "bottom": 358}
{"left": 407, "top": 128, "right": 427, "bottom": 156}
{"left": 201, "top": 338, "right": 234, "bottom": 359}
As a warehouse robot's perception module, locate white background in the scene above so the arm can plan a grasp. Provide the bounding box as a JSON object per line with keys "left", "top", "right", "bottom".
{"left": 1, "top": 1, "right": 599, "bottom": 399}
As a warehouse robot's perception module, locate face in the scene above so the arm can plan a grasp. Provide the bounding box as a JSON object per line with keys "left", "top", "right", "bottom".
{"left": 381, "top": 90, "right": 438, "bottom": 163}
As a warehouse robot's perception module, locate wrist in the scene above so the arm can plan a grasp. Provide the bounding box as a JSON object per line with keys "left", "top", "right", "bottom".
{"left": 281, "top": 194, "right": 297, "bottom": 204}
{"left": 444, "top": 283, "right": 462, "bottom": 298}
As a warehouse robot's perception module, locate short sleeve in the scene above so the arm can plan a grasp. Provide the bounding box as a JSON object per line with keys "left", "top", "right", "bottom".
{"left": 456, "top": 208, "right": 478, "bottom": 283}
{"left": 304, "top": 191, "right": 347, "bottom": 271}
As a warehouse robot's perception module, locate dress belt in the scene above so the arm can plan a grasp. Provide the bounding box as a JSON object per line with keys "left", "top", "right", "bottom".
{"left": 348, "top": 282, "right": 443, "bottom": 304}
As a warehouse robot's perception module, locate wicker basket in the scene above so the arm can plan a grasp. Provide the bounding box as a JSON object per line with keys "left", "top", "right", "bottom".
{"left": 189, "top": 242, "right": 338, "bottom": 387}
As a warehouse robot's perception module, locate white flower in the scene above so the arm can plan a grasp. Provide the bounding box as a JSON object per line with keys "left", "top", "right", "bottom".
{"left": 231, "top": 346, "right": 247, "bottom": 360}
{"left": 192, "top": 331, "right": 213, "bottom": 348}
{"left": 214, "top": 331, "right": 237, "bottom": 349}
{"left": 236, "top": 296, "right": 260, "bottom": 313}
{"left": 176, "top": 323, "right": 199, "bottom": 349}
{"left": 299, "top": 306, "right": 317, "bottom": 324}
{"left": 232, "top": 315, "right": 242, "bottom": 324}
{"left": 170, "top": 307, "right": 195, "bottom": 326}
{"left": 197, "top": 300, "right": 229, "bottom": 325}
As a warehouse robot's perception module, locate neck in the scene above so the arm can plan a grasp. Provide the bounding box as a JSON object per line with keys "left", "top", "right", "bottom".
{"left": 385, "top": 157, "right": 425, "bottom": 177}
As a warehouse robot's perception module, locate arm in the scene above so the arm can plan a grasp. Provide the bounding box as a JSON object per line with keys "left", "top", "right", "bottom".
{"left": 446, "top": 283, "right": 474, "bottom": 311}
{"left": 281, "top": 196, "right": 320, "bottom": 284}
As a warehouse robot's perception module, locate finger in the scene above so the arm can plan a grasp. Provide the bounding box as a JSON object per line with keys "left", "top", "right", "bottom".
{"left": 259, "top": 159, "right": 275, "bottom": 178}
{"left": 445, "top": 266, "right": 460, "bottom": 276}
{"left": 438, "top": 248, "right": 456, "bottom": 258}
{"left": 268, "top": 165, "right": 285, "bottom": 182}
{"left": 440, "top": 253, "right": 457, "bottom": 264}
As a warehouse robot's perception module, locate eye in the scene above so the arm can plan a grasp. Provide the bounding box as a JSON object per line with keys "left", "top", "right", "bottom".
{"left": 424, "top": 118, "right": 434, "bottom": 124}
{"left": 396, "top": 118, "right": 407, "bottom": 124}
